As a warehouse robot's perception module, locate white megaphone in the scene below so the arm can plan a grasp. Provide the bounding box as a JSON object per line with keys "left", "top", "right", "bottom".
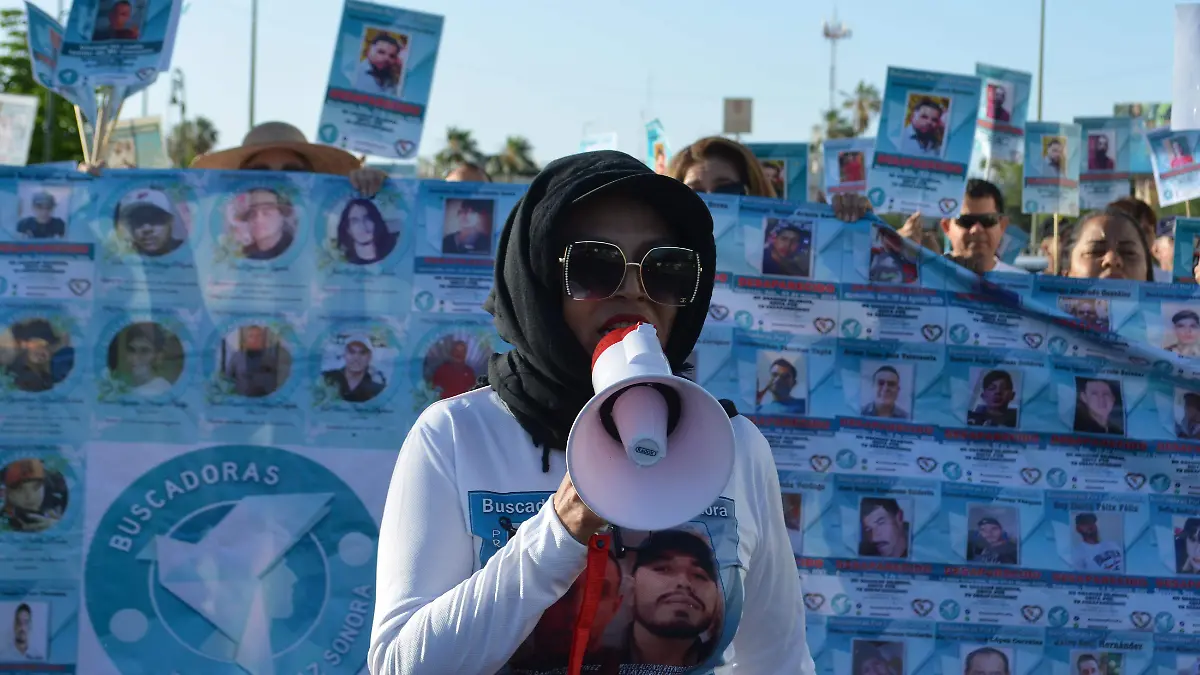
{"left": 566, "top": 322, "right": 736, "bottom": 531}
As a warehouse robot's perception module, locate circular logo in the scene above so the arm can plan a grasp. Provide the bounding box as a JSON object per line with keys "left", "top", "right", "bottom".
{"left": 938, "top": 600, "right": 960, "bottom": 620}
{"left": 948, "top": 324, "right": 970, "bottom": 345}
{"left": 318, "top": 125, "right": 338, "bottom": 144}
{"left": 414, "top": 292, "right": 435, "bottom": 312}
{"left": 1047, "top": 468, "right": 1068, "bottom": 488}
{"left": 835, "top": 449, "right": 857, "bottom": 469}
{"left": 1048, "top": 606, "right": 1069, "bottom": 627}
{"left": 1150, "top": 474, "right": 1172, "bottom": 493}
{"left": 1047, "top": 336, "right": 1068, "bottom": 355}
{"left": 942, "top": 462, "right": 963, "bottom": 481}
{"left": 841, "top": 318, "right": 862, "bottom": 339}
{"left": 831, "top": 594, "right": 852, "bottom": 615}
{"left": 85, "top": 445, "right": 378, "bottom": 674}
{"left": 734, "top": 311, "right": 753, "bottom": 329}
{"left": 58, "top": 69, "right": 79, "bottom": 85}
{"left": 1156, "top": 611, "right": 1177, "bottom": 633}
{"left": 1024, "top": 199, "right": 1038, "bottom": 212}
{"left": 867, "top": 188, "right": 885, "bottom": 207}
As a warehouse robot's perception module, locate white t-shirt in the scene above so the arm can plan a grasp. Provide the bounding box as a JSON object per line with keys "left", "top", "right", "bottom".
{"left": 369, "top": 387, "right": 815, "bottom": 674}
{"left": 1072, "top": 540, "right": 1124, "bottom": 571}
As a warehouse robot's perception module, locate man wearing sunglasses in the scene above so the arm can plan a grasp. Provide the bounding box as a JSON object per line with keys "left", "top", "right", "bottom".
{"left": 897, "top": 179, "right": 1027, "bottom": 275}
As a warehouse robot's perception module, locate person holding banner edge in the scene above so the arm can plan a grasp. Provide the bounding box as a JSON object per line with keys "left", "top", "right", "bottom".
{"left": 370, "top": 151, "right": 812, "bottom": 673}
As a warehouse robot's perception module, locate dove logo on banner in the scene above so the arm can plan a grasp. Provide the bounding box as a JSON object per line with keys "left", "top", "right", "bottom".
{"left": 82, "top": 445, "right": 379, "bottom": 675}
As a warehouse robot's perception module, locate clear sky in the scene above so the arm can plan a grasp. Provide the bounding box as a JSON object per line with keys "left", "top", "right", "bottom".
{"left": 5, "top": 0, "right": 1180, "bottom": 165}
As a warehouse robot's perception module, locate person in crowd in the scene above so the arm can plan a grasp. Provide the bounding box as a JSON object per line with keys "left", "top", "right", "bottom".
{"left": 356, "top": 32, "right": 405, "bottom": 96}
{"left": 1073, "top": 378, "right": 1123, "bottom": 436}
{"left": 1071, "top": 513, "right": 1123, "bottom": 572}
{"left": 859, "top": 498, "right": 909, "bottom": 559}
{"left": 967, "top": 516, "right": 1018, "bottom": 565}
{"left": 336, "top": 198, "right": 397, "bottom": 264}
{"left": 369, "top": 151, "right": 812, "bottom": 674}
{"left": 1175, "top": 517, "right": 1200, "bottom": 574}
{"left": 322, "top": 335, "right": 385, "bottom": 403}
{"left": 92, "top": 0, "right": 138, "bottom": 41}
{"left": 861, "top": 366, "right": 909, "bottom": 419}
{"left": 965, "top": 647, "right": 1010, "bottom": 675}
{"left": 897, "top": 180, "right": 1025, "bottom": 274}
{"left": 967, "top": 370, "right": 1018, "bottom": 428}
{"left": 668, "top": 136, "right": 777, "bottom": 197}
{"left": 117, "top": 323, "right": 174, "bottom": 396}
{"left": 1109, "top": 196, "right": 1171, "bottom": 282}
{"left": 756, "top": 358, "right": 806, "bottom": 414}
{"left": 16, "top": 191, "right": 65, "bottom": 239}
{"left": 115, "top": 189, "right": 183, "bottom": 257}
{"left": 444, "top": 161, "right": 492, "bottom": 183}
{"left": 1057, "top": 208, "right": 1155, "bottom": 282}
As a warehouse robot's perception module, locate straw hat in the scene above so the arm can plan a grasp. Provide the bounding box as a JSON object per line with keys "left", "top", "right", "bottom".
{"left": 190, "top": 121, "right": 361, "bottom": 175}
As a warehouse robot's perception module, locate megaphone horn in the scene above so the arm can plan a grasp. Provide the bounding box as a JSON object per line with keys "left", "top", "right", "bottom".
{"left": 566, "top": 323, "right": 736, "bottom": 531}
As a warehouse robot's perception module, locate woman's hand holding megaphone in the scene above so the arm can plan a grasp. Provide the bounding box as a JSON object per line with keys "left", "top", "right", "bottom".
{"left": 553, "top": 471, "right": 608, "bottom": 545}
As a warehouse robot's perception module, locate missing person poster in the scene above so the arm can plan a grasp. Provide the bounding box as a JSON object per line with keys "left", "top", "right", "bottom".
{"left": 1022, "top": 121, "right": 1081, "bottom": 216}
{"left": 969, "top": 63, "right": 1031, "bottom": 181}
{"left": 867, "top": 67, "right": 981, "bottom": 217}
{"left": 1148, "top": 126, "right": 1200, "bottom": 207}
{"left": 823, "top": 137, "right": 874, "bottom": 197}
{"left": 102, "top": 116, "right": 170, "bottom": 169}
{"left": 57, "top": 0, "right": 185, "bottom": 86}
{"left": 645, "top": 118, "right": 669, "bottom": 174}
{"left": 1115, "top": 101, "right": 1172, "bottom": 175}
{"left": 747, "top": 143, "right": 810, "bottom": 201}
{"left": 1074, "top": 116, "right": 1134, "bottom": 210}
{"left": 0, "top": 94, "right": 39, "bottom": 167}
{"left": 317, "top": 1, "right": 444, "bottom": 160}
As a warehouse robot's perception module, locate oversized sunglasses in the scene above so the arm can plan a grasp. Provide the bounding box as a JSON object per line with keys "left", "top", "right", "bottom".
{"left": 955, "top": 213, "right": 1001, "bottom": 229}
{"left": 559, "top": 240, "right": 702, "bottom": 307}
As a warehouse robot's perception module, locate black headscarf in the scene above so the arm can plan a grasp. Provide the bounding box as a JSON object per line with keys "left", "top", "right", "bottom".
{"left": 482, "top": 151, "right": 717, "bottom": 471}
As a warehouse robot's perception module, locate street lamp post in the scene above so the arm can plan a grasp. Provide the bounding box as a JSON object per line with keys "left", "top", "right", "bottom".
{"left": 249, "top": 0, "right": 258, "bottom": 128}
{"left": 169, "top": 69, "right": 187, "bottom": 167}
{"left": 1037, "top": 0, "right": 1046, "bottom": 121}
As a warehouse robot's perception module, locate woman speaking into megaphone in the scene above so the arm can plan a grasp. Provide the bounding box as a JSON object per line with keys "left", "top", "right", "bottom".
{"left": 368, "top": 151, "right": 815, "bottom": 674}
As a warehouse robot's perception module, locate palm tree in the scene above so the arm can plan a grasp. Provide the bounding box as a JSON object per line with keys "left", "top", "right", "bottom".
{"left": 486, "top": 135, "right": 539, "bottom": 180}
{"left": 167, "top": 116, "right": 219, "bottom": 168}
{"left": 842, "top": 81, "right": 882, "bottom": 137}
{"left": 434, "top": 127, "right": 484, "bottom": 174}
{"left": 822, "top": 109, "right": 856, "bottom": 140}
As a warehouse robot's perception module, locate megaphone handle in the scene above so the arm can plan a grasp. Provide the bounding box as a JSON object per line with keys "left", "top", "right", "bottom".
{"left": 568, "top": 531, "right": 615, "bottom": 675}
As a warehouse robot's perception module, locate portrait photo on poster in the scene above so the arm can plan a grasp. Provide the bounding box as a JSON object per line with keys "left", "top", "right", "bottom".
{"left": 0, "top": 457, "right": 68, "bottom": 534}
{"left": 441, "top": 198, "right": 495, "bottom": 256}
{"left": 217, "top": 324, "right": 292, "bottom": 399}
{"left": 1157, "top": 134, "right": 1196, "bottom": 171}
{"left": 859, "top": 361, "right": 913, "bottom": 420}
{"left": 112, "top": 187, "right": 190, "bottom": 258}
{"left": 837, "top": 150, "right": 866, "bottom": 184}
{"left": 1041, "top": 135, "right": 1066, "bottom": 176}
{"left": 962, "top": 646, "right": 1013, "bottom": 675}
{"left": 0, "top": 600, "right": 48, "bottom": 661}
{"left": 1086, "top": 131, "right": 1116, "bottom": 171}
{"left": 858, "top": 496, "right": 912, "bottom": 559}
{"left": 1175, "top": 388, "right": 1200, "bottom": 440}
{"left": 852, "top": 639, "right": 905, "bottom": 675}
{"left": 1058, "top": 296, "right": 1111, "bottom": 333}
{"left": 0, "top": 318, "right": 74, "bottom": 394}
{"left": 222, "top": 187, "right": 299, "bottom": 261}
{"left": 1070, "top": 651, "right": 1123, "bottom": 675}
{"left": 355, "top": 26, "right": 410, "bottom": 99}
{"left": 965, "top": 503, "right": 1019, "bottom": 565}
{"left": 105, "top": 322, "right": 185, "bottom": 397}
{"left": 754, "top": 350, "right": 807, "bottom": 415}
{"left": 505, "top": 525, "right": 728, "bottom": 671}
{"left": 653, "top": 141, "right": 667, "bottom": 175}
{"left": 1163, "top": 305, "right": 1200, "bottom": 357}
{"left": 899, "top": 92, "right": 951, "bottom": 158}
{"left": 966, "top": 367, "right": 1021, "bottom": 428}
{"left": 1072, "top": 376, "right": 1125, "bottom": 436}
{"left": 329, "top": 197, "right": 400, "bottom": 265}
{"left": 868, "top": 225, "right": 919, "bottom": 285}
{"left": 759, "top": 159, "right": 786, "bottom": 198}
{"left": 422, "top": 331, "right": 488, "bottom": 401}
{"left": 319, "top": 332, "right": 390, "bottom": 403}
{"left": 1069, "top": 510, "right": 1124, "bottom": 572}
{"left": 782, "top": 493, "right": 803, "bottom": 555}
{"left": 91, "top": 0, "right": 143, "bottom": 42}
{"left": 107, "top": 136, "right": 138, "bottom": 169}
{"left": 761, "top": 217, "right": 813, "bottom": 278}
{"left": 13, "top": 183, "right": 70, "bottom": 240}
{"left": 1173, "top": 516, "right": 1200, "bottom": 574}
{"left": 983, "top": 79, "right": 1013, "bottom": 123}
{"left": 1180, "top": 655, "right": 1200, "bottom": 674}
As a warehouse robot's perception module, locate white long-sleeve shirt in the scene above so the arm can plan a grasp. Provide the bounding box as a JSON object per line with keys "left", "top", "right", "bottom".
{"left": 369, "top": 387, "right": 815, "bottom": 674}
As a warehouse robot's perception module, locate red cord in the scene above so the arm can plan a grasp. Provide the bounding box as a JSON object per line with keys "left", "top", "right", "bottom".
{"left": 568, "top": 531, "right": 614, "bottom": 675}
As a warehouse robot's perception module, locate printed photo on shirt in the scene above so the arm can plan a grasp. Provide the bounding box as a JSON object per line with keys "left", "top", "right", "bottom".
{"left": 1174, "top": 516, "right": 1200, "bottom": 574}
{"left": 1072, "top": 376, "right": 1125, "bottom": 437}
{"left": 962, "top": 645, "right": 1014, "bottom": 675}
{"left": 319, "top": 332, "right": 391, "bottom": 404}
{"left": 216, "top": 325, "right": 292, "bottom": 399}
{"left": 220, "top": 188, "right": 299, "bottom": 262}
{"left": 1086, "top": 131, "right": 1116, "bottom": 172}
{"left": 326, "top": 196, "right": 401, "bottom": 266}
{"left": 0, "top": 318, "right": 74, "bottom": 394}
{"left": 1157, "top": 134, "right": 1196, "bottom": 172}
{"left": 966, "top": 367, "right": 1021, "bottom": 429}
{"left": 0, "top": 601, "right": 47, "bottom": 661}
{"left": 91, "top": 0, "right": 143, "bottom": 42}
{"left": 1176, "top": 388, "right": 1200, "bottom": 440}
{"left": 0, "top": 458, "right": 68, "bottom": 534}
{"left": 111, "top": 187, "right": 192, "bottom": 258}
{"left": 1070, "top": 650, "right": 1123, "bottom": 675}
{"left": 782, "top": 492, "right": 803, "bottom": 556}
{"left": 422, "top": 332, "right": 488, "bottom": 400}
{"left": 1058, "top": 297, "right": 1111, "bottom": 333}
{"left": 355, "top": 26, "right": 409, "bottom": 98}
{"left": 13, "top": 183, "right": 70, "bottom": 240}
{"left": 868, "top": 225, "right": 919, "bottom": 285}
{"left": 1162, "top": 304, "right": 1200, "bottom": 357}
{"left": 899, "top": 92, "right": 951, "bottom": 158}
{"left": 759, "top": 158, "right": 786, "bottom": 198}
{"left": 852, "top": 639, "right": 905, "bottom": 675}
{"left": 1068, "top": 510, "right": 1124, "bottom": 572}
{"left": 1041, "top": 135, "right": 1067, "bottom": 176}
{"left": 1178, "top": 654, "right": 1200, "bottom": 675}
{"left": 105, "top": 322, "right": 185, "bottom": 397}
{"left": 837, "top": 150, "right": 866, "bottom": 184}
{"left": 760, "top": 217, "right": 813, "bottom": 278}
{"left": 858, "top": 497, "right": 912, "bottom": 560}
{"left": 441, "top": 198, "right": 495, "bottom": 257}
{"left": 506, "top": 525, "right": 728, "bottom": 672}
{"left": 982, "top": 79, "right": 1014, "bottom": 124}
{"left": 754, "top": 350, "right": 807, "bottom": 415}
{"left": 859, "top": 361, "right": 914, "bottom": 421}
{"left": 965, "top": 504, "right": 1020, "bottom": 566}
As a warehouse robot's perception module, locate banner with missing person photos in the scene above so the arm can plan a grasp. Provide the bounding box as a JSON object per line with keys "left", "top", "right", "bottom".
{"left": 5, "top": 165, "right": 1200, "bottom": 672}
